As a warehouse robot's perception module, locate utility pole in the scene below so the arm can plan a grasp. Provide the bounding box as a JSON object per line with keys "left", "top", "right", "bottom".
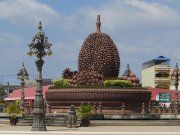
{"left": 6, "top": 82, "right": 10, "bottom": 96}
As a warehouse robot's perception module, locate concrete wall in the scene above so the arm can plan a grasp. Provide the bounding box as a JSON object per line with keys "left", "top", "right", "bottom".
{"left": 142, "top": 66, "right": 155, "bottom": 87}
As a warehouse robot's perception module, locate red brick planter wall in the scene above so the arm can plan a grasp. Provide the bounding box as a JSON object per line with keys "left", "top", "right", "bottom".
{"left": 45, "top": 88, "right": 151, "bottom": 113}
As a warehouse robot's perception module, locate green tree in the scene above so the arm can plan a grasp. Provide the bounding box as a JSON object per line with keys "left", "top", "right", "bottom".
{"left": 0, "top": 85, "right": 6, "bottom": 102}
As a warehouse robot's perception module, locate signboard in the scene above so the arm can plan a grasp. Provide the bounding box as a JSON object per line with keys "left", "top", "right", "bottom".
{"left": 159, "top": 93, "right": 171, "bottom": 103}
{"left": 156, "top": 95, "right": 159, "bottom": 101}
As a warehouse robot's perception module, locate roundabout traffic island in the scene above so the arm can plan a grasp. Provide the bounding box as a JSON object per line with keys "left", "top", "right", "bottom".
{"left": 45, "top": 15, "right": 151, "bottom": 114}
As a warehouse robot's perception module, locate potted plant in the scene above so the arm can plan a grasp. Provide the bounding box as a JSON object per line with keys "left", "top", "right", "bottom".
{"left": 6, "top": 101, "right": 21, "bottom": 126}
{"left": 77, "top": 104, "right": 93, "bottom": 127}
{"left": 0, "top": 102, "right": 5, "bottom": 112}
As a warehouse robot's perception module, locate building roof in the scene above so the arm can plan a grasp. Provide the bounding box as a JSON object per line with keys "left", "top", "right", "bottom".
{"left": 154, "top": 56, "right": 170, "bottom": 61}
{"left": 4, "top": 85, "right": 49, "bottom": 101}
{"left": 142, "top": 56, "right": 170, "bottom": 70}
{"left": 153, "top": 56, "right": 170, "bottom": 62}
{"left": 149, "top": 88, "right": 180, "bottom": 101}
{"left": 142, "top": 56, "right": 170, "bottom": 65}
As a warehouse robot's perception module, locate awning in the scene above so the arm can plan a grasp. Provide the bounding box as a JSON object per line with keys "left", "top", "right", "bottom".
{"left": 4, "top": 85, "right": 49, "bottom": 101}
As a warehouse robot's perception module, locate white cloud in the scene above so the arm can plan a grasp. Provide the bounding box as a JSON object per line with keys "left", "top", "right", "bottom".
{"left": 120, "top": 43, "right": 139, "bottom": 54}
{"left": 75, "top": 0, "right": 180, "bottom": 32}
{"left": 125, "top": 0, "right": 179, "bottom": 24}
{"left": 0, "top": 33, "right": 24, "bottom": 47}
{"left": 126, "top": 0, "right": 175, "bottom": 16}
{"left": 50, "top": 0, "right": 180, "bottom": 77}
{"left": 0, "top": 0, "right": 180, "bottom": 81}
{"left": 0, "top": 0, "right": 59, "bottom": 26}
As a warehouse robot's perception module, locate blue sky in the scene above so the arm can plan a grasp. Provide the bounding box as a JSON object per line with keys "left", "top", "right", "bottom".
{"left": 0, "top": 0, "right": 180, "bottom": 85}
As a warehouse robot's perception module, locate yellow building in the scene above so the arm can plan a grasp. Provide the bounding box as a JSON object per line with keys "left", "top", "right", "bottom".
{"left": 142, "top": 56, "right": 172, "bottom": 89}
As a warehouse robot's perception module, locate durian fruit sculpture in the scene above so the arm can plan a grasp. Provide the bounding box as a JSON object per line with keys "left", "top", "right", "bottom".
{"left": 45, "top": 15, "right": 151, "bottom": 113}
{"left": 62, "top": 68, "right": 78, "bottom": 79}
{"left": 78, "top": 15, "right": 120, "bottom": 78}
{"left": 71, "top": 66, "right": 104, "bottom": 86}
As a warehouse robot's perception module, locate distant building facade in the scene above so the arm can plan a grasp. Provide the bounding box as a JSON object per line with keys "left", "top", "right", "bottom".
{"left": 25, "top": 78, "right": 53, "bottom": 88}
{"left": 142, "top": 56, "right": 172, "bottom": 89}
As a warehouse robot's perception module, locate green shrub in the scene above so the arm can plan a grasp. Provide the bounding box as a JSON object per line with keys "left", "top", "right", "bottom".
{"left": 103, "top": 80, "right": 133, "bottom": 87}
{"left": 0, "top": 102, "right": 5, "bottom": 112}
{"left": 6, "top": 101, "right": 21, "bottom": 119}
{"left": 53, "top": 79, "right": 71, "bottom": 87}
{"left": 77, "top": 104, "right": 93, "bottom": 120}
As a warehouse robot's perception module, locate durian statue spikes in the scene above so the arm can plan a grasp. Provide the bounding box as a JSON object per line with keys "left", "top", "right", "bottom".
{"left": 78, "top": 15, "right": 120, "bottom": 78}
{"left": 71, "top": 66, "right": 104, "bottom": 86}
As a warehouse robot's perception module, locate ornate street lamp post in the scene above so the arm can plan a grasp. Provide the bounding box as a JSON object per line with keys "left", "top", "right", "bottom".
{"left": 171, "top": 63, "right": 180, "bottom": 114}
{"left": 28, "top": 22, "right": 52, "bottom": 131}
{"left": 17, "top": 63, "right": 29, "bottom": 111}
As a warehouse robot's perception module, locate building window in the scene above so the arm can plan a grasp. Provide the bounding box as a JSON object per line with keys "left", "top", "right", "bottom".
{"left": 155, "top": 72, "right": 169, "bottom": 78}
{"left": 156, "top": 84, "right": 169, "bottom": 89}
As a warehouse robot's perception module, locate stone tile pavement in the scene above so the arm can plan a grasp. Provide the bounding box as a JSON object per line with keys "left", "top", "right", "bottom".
{"left": 1, "top": 124, "right": 180, "bottom": 135}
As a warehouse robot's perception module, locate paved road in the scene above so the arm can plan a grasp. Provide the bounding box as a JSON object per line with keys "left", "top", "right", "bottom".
{"left": 1, "top": 124, "right": 180, "bottom": 135}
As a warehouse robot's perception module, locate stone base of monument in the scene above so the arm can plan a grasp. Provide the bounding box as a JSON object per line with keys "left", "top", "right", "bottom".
{"left": 17, "top": 114, "right": 81, "bottom": 127}
{"left": 45, "top": 88, "right": 151, "bottom": 113}
{"left": 15, "top": 113, "right": 180, "bottom": 126}
{"left": 90, "top": 119, "right": 180, "bottom": 126}
{"left": 104, "top": 114, "right": 160, "bottom": 120}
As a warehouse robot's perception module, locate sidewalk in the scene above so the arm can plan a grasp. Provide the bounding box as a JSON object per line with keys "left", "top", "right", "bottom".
{"left": 1, "top": 124, "right": 180, "bottom": 135}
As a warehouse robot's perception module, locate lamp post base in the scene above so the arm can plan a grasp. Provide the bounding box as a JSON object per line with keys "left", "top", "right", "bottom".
{"left": 31, "top": 126, "right": 47, "bottom": 131}
{"left": 174, "top": 108, "right": 179, "bottom": 114}
{"left": 31, "top": 108, "right": 47, "bottom": 131}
